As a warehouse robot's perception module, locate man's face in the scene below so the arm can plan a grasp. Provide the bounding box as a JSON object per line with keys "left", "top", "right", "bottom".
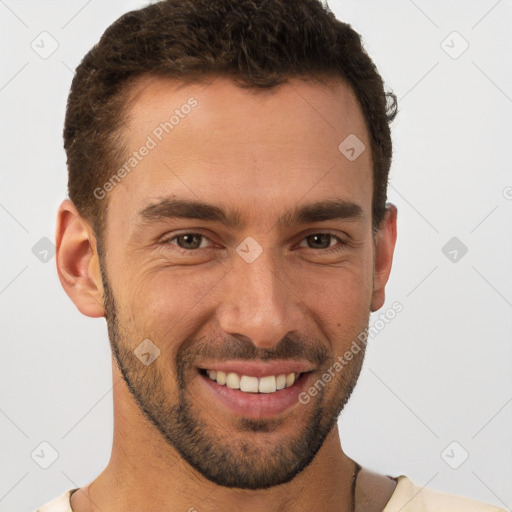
{"left": 99, "top": 75, "right": 378, "bottom": 489}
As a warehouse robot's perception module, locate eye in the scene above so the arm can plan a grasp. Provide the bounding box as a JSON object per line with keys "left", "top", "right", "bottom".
{"left": 160, "top": 231, "right": 346, "bottom": 254}
{"left": 164, "top": 233, "right": 214, "bottom": 251}
{"left": 298, "top": 232, "right": 345, "bottom": 252}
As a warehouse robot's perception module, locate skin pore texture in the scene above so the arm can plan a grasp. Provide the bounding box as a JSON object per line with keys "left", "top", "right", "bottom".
{"left": 56, "top": 75, "right": 398, "bottom": 512}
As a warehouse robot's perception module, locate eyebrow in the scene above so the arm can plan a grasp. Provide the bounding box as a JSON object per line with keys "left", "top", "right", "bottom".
{"left": 137, "top": 197, "right": 364, "bottom": 229}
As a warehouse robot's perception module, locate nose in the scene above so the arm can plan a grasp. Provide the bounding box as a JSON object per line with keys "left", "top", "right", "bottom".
{"left": 216, "top": 245, "right": 307, "bottom": 350}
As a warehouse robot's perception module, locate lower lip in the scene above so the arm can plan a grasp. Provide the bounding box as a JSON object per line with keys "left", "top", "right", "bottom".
{"left": 198, "top": 371, "right": 311, "bottom": 419}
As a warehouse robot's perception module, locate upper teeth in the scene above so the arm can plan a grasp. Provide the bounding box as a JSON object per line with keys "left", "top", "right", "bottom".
{"left": 205, "top": 370, "right": 299, "bottom": 393}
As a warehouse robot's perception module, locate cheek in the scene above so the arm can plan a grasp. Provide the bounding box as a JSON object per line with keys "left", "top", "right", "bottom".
{"left": 120, "top": 264, "right": 226, "bottom": 344}
{"left": 291, "top": 253, "right": 374, "bottom": 344}
{"left": 303, "top": 272, "right": 372, "bottom": 333}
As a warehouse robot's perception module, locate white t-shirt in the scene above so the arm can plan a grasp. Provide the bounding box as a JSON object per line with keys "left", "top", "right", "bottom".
{"left": 35, "top": 475, "right": 507, "bottom": 512}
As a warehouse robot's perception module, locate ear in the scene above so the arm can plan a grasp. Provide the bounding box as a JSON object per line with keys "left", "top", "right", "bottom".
{"left": 55, "top": 199, "right": 105, "bottom": 318}
{"left": 370, "top": 203, "right": 398, "bottom": 312}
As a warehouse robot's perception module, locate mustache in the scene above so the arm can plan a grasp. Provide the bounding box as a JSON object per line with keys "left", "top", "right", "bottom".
{"left": 178, "top": 333, "right": 330, "bottom": 369}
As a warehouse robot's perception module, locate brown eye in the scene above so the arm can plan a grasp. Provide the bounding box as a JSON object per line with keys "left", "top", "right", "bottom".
{"left": 176, "top": 234, "right": 202, "bottom": 249}
{"left": 165, "top": 233, "right": 212, "bottom": 250}
{"left": 300, "top": 233, "right": 340, "bottom": 250}
{"left": 306, "top": 234, "right": 334, "bottom": 249}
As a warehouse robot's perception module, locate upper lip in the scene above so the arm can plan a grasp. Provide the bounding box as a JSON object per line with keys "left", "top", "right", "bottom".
{"left": 198, "top": 360, "right": 314, "bottom": 378}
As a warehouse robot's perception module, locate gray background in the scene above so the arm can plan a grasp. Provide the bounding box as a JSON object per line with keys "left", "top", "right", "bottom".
{"left": 1, "top": 0, "right": 511, "bottom": 510}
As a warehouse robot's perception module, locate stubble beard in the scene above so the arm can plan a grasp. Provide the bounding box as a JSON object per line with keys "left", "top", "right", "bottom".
{"left": 99, "top": 262, "right": 367, "bottom": 490}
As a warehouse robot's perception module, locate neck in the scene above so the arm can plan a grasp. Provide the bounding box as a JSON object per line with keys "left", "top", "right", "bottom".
{"left": 71, "top": 364, "right": 357, "bottom": 512}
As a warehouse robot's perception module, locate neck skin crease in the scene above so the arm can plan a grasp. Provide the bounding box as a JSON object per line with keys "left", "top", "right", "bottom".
{"left": 70, "top": 360, "right": 360, "bottom": 512}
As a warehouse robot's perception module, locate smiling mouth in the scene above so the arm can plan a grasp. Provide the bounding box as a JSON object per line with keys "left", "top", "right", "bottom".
{"left": 198, "top": 368, "right": 309, "bottom": 394}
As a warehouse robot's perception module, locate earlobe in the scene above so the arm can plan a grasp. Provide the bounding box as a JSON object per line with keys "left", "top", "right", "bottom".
{"left": 370, "top": 204, "right": 398, "bottom": 312}
{"left": 55, "top": 199, "right": 105, "bottom": 318}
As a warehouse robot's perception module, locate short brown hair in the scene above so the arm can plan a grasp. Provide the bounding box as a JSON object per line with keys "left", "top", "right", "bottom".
{"left": 64, "top": 0, "right": 397, "bottom": 245}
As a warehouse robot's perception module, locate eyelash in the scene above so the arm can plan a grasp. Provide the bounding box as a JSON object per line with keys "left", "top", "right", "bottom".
{"left": 161, "top": 231, "right": 347, "bottom": 254}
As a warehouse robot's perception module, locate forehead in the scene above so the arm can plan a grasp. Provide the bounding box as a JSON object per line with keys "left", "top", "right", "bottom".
{"left": 106, "top": 74, "right": 372, "bottom": 235}
{"left": 125, "top": 74, "right": 368, "bottom": 149}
